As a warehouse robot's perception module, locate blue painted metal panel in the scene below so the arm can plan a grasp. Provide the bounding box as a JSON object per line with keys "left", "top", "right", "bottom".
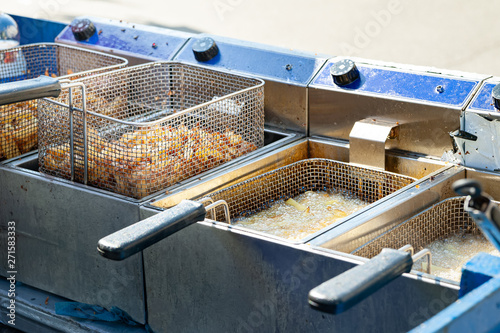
{"left": 410, "top": 253, "right": 500, "bottom": 332}
{"left": 10, "top": 15, "right": 66, "bottom": 45}
{"left": 56, "top": 17, "right": 191, "bottom": 61}
{"left": 468, "top": 82, "right": 498, "bottom": 112}
{"left": 410, "top": 277, "right": 500, "bottom": 332}
{"left": 174, "top": 35, "right": 326, "bottom": 86}
{"left": 459, "top": 252, "right": 500, "bottom": 297}
{"left": 312, "top": 61, "right": 480, "bottom": 108}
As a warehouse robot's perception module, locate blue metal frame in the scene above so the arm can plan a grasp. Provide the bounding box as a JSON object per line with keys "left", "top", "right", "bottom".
{"left": 174, "top": 34, "right": 326, "bottom": 86}
{"left": 55, "top": 16, "right": 192, "bottom": 61}
{"left": 410, "top": 253, "right": 500, "bottom": 332}
{"left": 312, "top": 60, "right": 480, "bottom": 108}
{"left": 10, "top": 15, "right": 66, "bottom": 45}
{"left": 468, "top": 80, "right": 499, "bottom": 113}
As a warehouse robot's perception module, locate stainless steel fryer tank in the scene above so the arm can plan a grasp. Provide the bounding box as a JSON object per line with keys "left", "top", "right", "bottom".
{"left": 138, "top": 204, "right": 459, "bottom": 333}
{"left": 0, "top": 128, "right": 297, "bottom": 325}
{"left": 134, "top": 138, "right": 459, "bottom": 332}
{"left": 309, "top": 167, "right": 500, "bottom": 260}
{"left": 149, "top": 137, "right": 447, "bottom": 210}
{"left": 0, "top": 162, "right": 147, "bottom": 323}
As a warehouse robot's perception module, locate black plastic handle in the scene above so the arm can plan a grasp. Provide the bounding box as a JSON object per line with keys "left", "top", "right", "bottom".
{"left": 308, "top": 248, "right": 412, "bottom": 314}
{"left": 98, "top": 200, "right": 206, "bottom": 261}
{"left": 0, "top": 76, "right": 61, "bottom": 105}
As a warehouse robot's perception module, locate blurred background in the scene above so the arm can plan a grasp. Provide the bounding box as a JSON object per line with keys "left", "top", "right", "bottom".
{"left": 2, "top": 0, "right": 500, "bottom": 75}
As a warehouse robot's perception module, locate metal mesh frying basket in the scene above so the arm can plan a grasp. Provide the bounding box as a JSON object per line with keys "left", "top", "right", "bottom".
{"left": 352, "top": 197, "right": 481, "bottom": 259}
{"left": 207, "top": 158, "right": 415, "bottom": 240}
{"left": 0, "top": 43, "right": 127, "bottom": 161}
{"left": 38, "top": 62, "right": 265, "bottom": 199}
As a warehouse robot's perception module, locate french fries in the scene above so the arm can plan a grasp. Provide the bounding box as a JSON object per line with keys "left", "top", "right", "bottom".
{"left": 41, "top": 123, "right": 258, "bottom": 198}
{"left": 0, "top": 101, "right": 38, "bottom": 160}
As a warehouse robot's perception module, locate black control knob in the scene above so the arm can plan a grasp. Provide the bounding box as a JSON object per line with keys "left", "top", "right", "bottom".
{"left": 192, "top": 37, "right": 219, "bottom": 62}
{"left": 492, "top": 83, "right": 500, "bottom": 110}
{"left": 330, "top": 59, "right": 360, "bottom": 86}
{"left": 71, "top": 19, "right": 97, "bottom": 41}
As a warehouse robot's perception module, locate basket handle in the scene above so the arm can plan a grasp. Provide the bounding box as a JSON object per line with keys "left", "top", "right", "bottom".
{"left": 0, "top": 76, "right": 61, "bottom": 105}
{"left": 97, "top": 200, "right": 206, "bottom": 261}
{"left": 308, "top": 248, "right": 412, "bottom": 314}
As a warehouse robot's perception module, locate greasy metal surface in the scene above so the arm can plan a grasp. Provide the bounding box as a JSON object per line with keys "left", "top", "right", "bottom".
{"left": 0, "top": 43, "right": 127, "bottom": 162}
{"left": 349, "top": 118, "right": 400, "bottom": 169}
{"left": 205, "top": 158, "right": 414, "bottom": 242}
{"left": 0, "top": 166, "right": 146, "bottom": 323}
{"left": 466, "top": 169, "right": 500, "bottom": 199}
{"left": 311, "top": 165, "right": 465, "bottom": 253}
{"left": 0, "top": 280, "right": 147, "bottom": 333}
{"left": 352, "top": 197, "right": 480, "bottom": 259}
{"left": 309, "top": 86, "right": 462, "bottom": 157}
{"left": 150, "top": 138, "right": 447, "bottom": 209}
{"left": 264, "top": 81, "right": 308, "bottom": 133}
{"left": 139, "top": 208, "right": 458, "bottom": 332}
{"left": 38, "top": 62, "right": 265, "bottom": 199}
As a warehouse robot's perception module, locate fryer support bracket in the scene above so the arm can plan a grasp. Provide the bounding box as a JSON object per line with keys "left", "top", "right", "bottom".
{"left": 349, "top": 118, "right": 399, "bottom": 170}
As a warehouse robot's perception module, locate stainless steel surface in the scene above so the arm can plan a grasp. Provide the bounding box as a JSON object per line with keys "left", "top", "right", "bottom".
{"left": 309, "top": 86, "right": 460, "bottom": 157}
{"left": 308, "top": 61, "right": 483, "bottom": 158}
{"left": 264, "top": 81, "right": 308, "bottom": 134}
{"left": 205, "top": 158, "right": 414, "bottom": 243}
{"left": 0, "top": 279, "right": 147, "bottom": 333}
{"left": 0, "top": 43, "right": 127, "bottom": 162}
{"left": 150, "top": 137, "right": 447, "bottom": 209}
{"left": 349, "top": 118, "right": 399, "bottom": 169}
{"left": 0, "top": 165, "right": 146, "bottom": 323}
{"left": 38, "top": 61, "right": 265, "bottom": 199}
{"left": 139, "top": 204, "right": 459, "bottom": 332}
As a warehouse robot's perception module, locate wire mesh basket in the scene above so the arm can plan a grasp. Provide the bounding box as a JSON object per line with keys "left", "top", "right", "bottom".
{"left": 206, "top": 158, "right": 415, "bottom": 241}
{"left": 351, "top": 197, "right": 500, "bottom": 281}
{"left": 38, "top": 61, "right": 265, "bottom": 199}
{"left": 0, "top": 43, "right": 127, "bottom": 161}
{"left": 352, "top": 197, "right": 484, "bottom": 258}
